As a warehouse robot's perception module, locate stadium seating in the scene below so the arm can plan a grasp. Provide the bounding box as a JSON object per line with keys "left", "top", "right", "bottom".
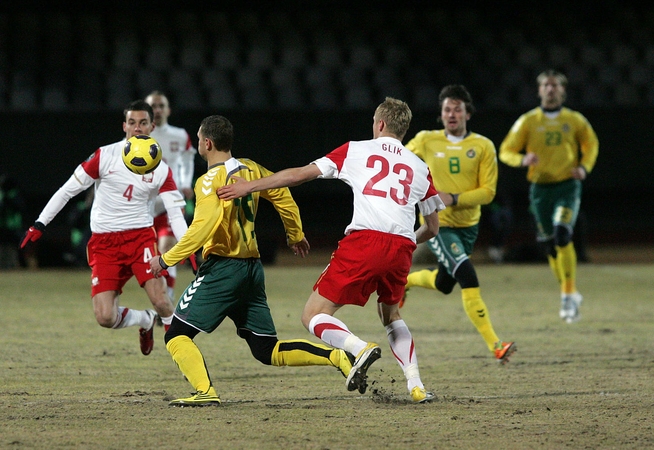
{"left": 0, "top": 8, "right": 652, "bottom": 111}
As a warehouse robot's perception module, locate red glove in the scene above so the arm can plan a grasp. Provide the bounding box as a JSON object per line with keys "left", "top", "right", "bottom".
{"left": 20, "top": 222, "right": 46, "bottom": 248}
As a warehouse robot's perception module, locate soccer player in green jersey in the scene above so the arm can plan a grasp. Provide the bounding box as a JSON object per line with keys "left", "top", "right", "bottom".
{"left": 402, "top": 85, "right": 516, "bottom": 364}
{"left": 499, "top": 69, "right": 599, "bottom": 323}
{"left": 149, "top": 115, "right": 352, "bottom": 406}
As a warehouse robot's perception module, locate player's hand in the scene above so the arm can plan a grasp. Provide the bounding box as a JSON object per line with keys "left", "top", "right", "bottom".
{"left": 217, "top": 176, "right": 249, "bottom": 200}
{"left": 289, "top": 237, "right": 310, "bottom": 258}
{"left": 522, "top": 152, "right": 539, "bottom": 166}
{"left": 20, "top": 221, "right": 45, "bottom": 249}
{"left": 149, "top": 256, "right": 167, "bottom": 278}
{"left": 571, "top": 166, "right": 587, "bottom": 180}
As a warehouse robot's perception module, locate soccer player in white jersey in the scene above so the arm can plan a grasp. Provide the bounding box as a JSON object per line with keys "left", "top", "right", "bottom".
{"left": 145, "top": 91, "right": 197, "bottom": 299}
{"left": 21, "top": 100, "right": 189, "bottom": 356}
{"left": 218, "top": 97, "right": 446, "bottom": 403}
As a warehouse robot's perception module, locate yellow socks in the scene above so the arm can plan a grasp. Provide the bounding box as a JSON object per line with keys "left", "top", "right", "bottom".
{"left": 166, "top": 335, "right": 212, "bottom": 393}
{"left": 555, "top": 242, "right": 577, "bottom": 294}
{"left": 270, "top": 339, "right": 334, "bottom": 367}
{"left": 406, "top": 268, "right": 437, "bottom": 290}
{"left": 547, "top": 254, "right": 563, "bottom": 285}
{"left": 461, "top": 287, "right": 500, "bottom": 352}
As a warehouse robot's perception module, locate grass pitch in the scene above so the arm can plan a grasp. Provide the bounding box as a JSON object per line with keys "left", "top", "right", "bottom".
{"left": 1, "top": 259, "right": 653, "bottom": 449}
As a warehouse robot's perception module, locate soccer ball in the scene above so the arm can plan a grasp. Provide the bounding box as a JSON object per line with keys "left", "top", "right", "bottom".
{"left": 122, "top": 135, "right": 162, "bottom": 175}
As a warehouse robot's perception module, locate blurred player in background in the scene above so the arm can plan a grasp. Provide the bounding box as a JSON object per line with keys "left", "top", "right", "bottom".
{"left": 0, "top": 172, "right": 26, "bottom": 269}
{"left": 401, "top": 85, "right": 516, "bottom": 364}
{"left": 499, "top": 69, "right": 599, "bottom": 323}
{"left": 21, "top": 100, "right": 189, "bottom": 356}
{"left": 149, "top": 115, "right": 353, "bottom": 407}
{"left": 145, "top": 91, "right": 197, "bottom": 299}
{"left": 218, "top": 98, "right": 445, "bottom": 403}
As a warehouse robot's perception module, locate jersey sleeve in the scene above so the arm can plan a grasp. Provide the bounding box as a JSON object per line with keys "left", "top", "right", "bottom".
{"left": 162, "top": 177, "right": 222, "bottom": 266}
{"left": 458, "top": 140, "right": 497, "bottom": 207}
{"left": 576, "top": 113, "right": 599, "bottom": 174}
{"left": 499, "top": 115, "right": 529, "bottom": 168}
{"left": 160, "top": 189, "right": 188, "bottom": 241}
{"left": 417, "top": 171, "right": 446, "bottom": 217}
{"left": 157, "top": 166, "right": 180, "bottom": 194}
{"left": 79, "top": 149, "right": 102, "bottom": 179}
{"left": 313, "top": 143, "right": 349, "bottom": 178}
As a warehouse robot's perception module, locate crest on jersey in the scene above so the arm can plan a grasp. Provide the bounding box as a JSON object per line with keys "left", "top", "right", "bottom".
{"left": 466, "top": 149, "right": 476, "bottom": 158}
{"left": 141, "top": 173, "right": 154, "bottom": 183}
{"left": 171, "top": 141, "right": 180, "bottom": 152}
{"left": 562, "top": 123, "right": 570, "bottom": 133}
{"left": 450, "top": 242, "right": 462, "bottom": 255}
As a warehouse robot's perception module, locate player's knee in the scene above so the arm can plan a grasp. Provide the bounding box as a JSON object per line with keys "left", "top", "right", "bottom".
{"left": 453, "top": 259, "right": 479, "bottom": 289}
{"left": 554, "top": 225, "right": 572, "bottom": 247}
{"left": 538, "top": 239, "right": 557, "bottom": 258}
{"left": 435, "top": 268, "right": 457, "bottom": 294}
{"left": 243, "top": 331, "right": 277, "bottom": 365}
{"left": 164, "top": 317, "right": 199, "bottom": 344}
{"left": 96, "top": 314, "right": 114, "bottom": 329}
{"left": 149, "top": 294, "right": 174, "bottom": 316}
{"left": 300, "top": 310, "right": 313, "bottom": 331}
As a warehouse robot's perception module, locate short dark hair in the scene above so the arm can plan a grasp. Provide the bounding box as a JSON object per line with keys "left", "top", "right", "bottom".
{"left": 438, "top": 85, "right": 476, "bottom": 115}
{"left": 124, "top": 100, "right": 154, "bottom": 122}
{"left": 199, "top": 115, "right": 234, "bottom": 151}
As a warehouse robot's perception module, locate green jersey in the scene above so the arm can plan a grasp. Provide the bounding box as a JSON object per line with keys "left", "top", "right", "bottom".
{"left": 499, "top": 107, "right": 599, "bottom": 184}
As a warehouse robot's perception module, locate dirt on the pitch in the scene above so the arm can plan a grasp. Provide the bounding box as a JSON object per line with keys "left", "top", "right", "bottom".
{"left": 1, "top": 257, "right": 653, "bottom": 449}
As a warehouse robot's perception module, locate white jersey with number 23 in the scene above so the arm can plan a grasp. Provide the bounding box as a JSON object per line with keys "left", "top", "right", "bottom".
{"left": 313, "top": 136, "right": 444, "bottom": 242}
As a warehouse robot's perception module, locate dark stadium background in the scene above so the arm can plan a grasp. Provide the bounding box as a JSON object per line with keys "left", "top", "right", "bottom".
{"left": 2, "top": 3, "right": 652, "bottom": 266}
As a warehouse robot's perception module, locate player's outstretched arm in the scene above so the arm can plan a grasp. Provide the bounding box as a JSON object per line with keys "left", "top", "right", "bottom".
{"left": 218, "top": 164, "right": 322, "bottom": 200}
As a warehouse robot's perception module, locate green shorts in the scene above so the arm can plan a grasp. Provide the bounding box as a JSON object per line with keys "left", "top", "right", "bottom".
{"left": 529, "top": 179, "right": 581, "bottom": 242}
{"left": 174, "top": 255, "right": 277, "bottom": 337}
{"left": 425, "top": 225, "right": 478, "bottom": 276}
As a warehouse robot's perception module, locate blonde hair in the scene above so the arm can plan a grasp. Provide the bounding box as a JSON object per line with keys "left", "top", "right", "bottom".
{"left": 537, "top": 69, "right": 568, "bottom": 87}
{"left": 375, "top": 97, "right": 412, "bottom": 139}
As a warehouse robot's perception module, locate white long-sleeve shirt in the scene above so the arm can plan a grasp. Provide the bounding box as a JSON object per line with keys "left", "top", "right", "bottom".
{"left": 36, "top": 139, "right": 187, "bottom": 238}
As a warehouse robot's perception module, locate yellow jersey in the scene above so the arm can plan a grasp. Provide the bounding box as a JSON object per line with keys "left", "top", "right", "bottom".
{"left": 163, "top": 157, "right": 304, "bottom": 265}
{"left": 499, "top": 107, "right": 599, "bottom": 184}
{"left": 406, "top": 130, "right": 497, "bottom": 228}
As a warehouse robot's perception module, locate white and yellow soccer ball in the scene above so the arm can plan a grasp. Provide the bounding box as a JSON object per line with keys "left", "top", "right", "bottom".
{"left": 122, "top": 135, "right": 163, "bottom": 175}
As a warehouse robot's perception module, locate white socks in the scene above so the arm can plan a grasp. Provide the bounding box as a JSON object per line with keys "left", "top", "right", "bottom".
{"left": 308, "top": 313, "right": 367, "bottom": 356}
{"left": 386, "top": 320, "right": 424, "bottom": 391}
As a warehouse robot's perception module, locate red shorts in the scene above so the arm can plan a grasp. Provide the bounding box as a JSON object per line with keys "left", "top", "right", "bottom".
{"left": 86, "top": 227, "right": 159, "bottom": 296}
{"left": 313, "top": 230, "right": 416, "bottom": 306}
{"left": 153, "top": 213, "right": 173, "bottom": 237}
